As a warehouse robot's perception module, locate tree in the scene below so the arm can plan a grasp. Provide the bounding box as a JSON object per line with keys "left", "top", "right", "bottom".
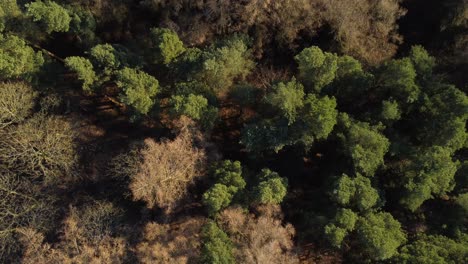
{"left": 294, "top": 46, "right": 338, "bottom": 93}
{"left": 254, "top": 169, "right": 288, "bottom": 205}
{"left": 380, "top": 100, "right": 401, "bottom": 123}
{"left": 355, "top": 212, "right": 406, "bottom": 260}
{"left": 396, "top": 235, "right": 468, "bottom": 264}
{"left": 0, "top": 34, "right": 44, "bottom": 80}
{"left": 116, "top": 67, "right": 159, "bottom": 115}
{"left": 398, "top": 146, "right": 459, "bottom": 212}
{"left": 198, "top": 36, "right": 254, "bottom": 95}
{"left": 339, "top": 117, "right": 390, "bottom": 177}
{"left": 377, "top": 58, "right": 419, "bottom": 104}
{"left": 324, "top": 208, "right": 358, "bottom": 248}
{"left": 0, "top": 82, "right": 37, "bottom": 127}
{"left": 409, "top": 45, "right": 436, "bottom": 80}
{"left": 203, "top": 184, "right": 236, "bottom": 216}
{"left": 135, "top": 217, "right": 205, "bottom": 263}
{"left": 219, "top": 205, "right": 298, "bottom": 264}
{"left": 293, "top": 94, "right": 338, "bottom": 147}
{"left": 200, "top": 221, "right": 235, "bottom": 264}
{"left": 169, "top": 94, "right": 218, "bottom": 129}
{"left": 0, "top": 170, "right": 57, "bottom": 262}
{"left": 129, "top": 119, "right": 206, "bottom": 212}
{"left": 264, "top": 78, "right": 305, "bottom": 124}
{"left": 0, "top": 115, "right": 77, "bottom": 184}
{"left": 150, "top": 27, "right": 186, "bottom": 64}
{"left": 241, "top": 118, "right": 290, "bottom": 153}
{"left": 331, "top": 174, "right": 379, "bottom": 212}
{"left": 64, "top": 56, "right": 96, "bottom": 92}
{"left": 90, "top": 44, "right": 123, "bottom": 75}
{"left": 416, "top": 83, "right": 468, "bottom": 153}
{"left": 212, "top": 160, "right": 245, "bottom": 191}
{"left": 25, "top": 0, "right": 71, "bottom": 33}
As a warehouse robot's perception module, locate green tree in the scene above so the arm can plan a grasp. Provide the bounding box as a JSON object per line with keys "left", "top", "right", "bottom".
{"left": 396, "top": 235, "right": 468, "bottom": 264}
{"left": 380, "top": 100, "right": 401, "bottom": 123}
{"left": 339, "top": 118, "right": 390, "bottom": 177}
{"left": 0, "top": 34, "right": 44, "bottom": 80}
{"left": 295, "top": 46, "right": 338, "bottom": 93}
{"left": 398, "top": 146, "right": 459, "bottom": 212}
{"left": 356, "top": 212, "right": 406, "bottom": 261}
{"left": 264, "top": 78, "right": 305, "bottom": 124}
{"left": 409, "top": 45, "right": 436, "bottom": 80}
{"left": 331, "top": 174, "right": 379, "bottom": 212}
{"left": 202, "top": 184, "right": 236, "bottom": 216}
{"left": 199, "top": 37, "right": 254, "bottom": 94}
{"left": 90, "top": 44, "right": 123, "bottom": 76}
{"left": 212, "top": 160, "right": 246, "bottom": 191}
{"left": 0, "top": 82, "right": 37, "bottom": 127}
{"left": 377, "top": 58, "right": 419, "bottom": 104}
{"left": 25, "top": 0, "right": 71, "bottom": 33}
{"left": 293, "top": 94, "right": 338, "bottom": 147}
{"left": 200, "top": 221, "right": 235, "bottom": 264}
{"left": 324, "top": 208, "right": 358, "bottom": 248}
{"left": 254, "top": 169, "right": 288, "bottom": 204}
{"left": 116, "top": 67, "right": 159, "bottom": 115}
{"left": 150, "top": 27, "right": 185, "bottom": 64}
{"left": 169, "top": 94, "right": 218, "bottom": 129}
{"left": 64, "top": 56, "right": 96, "bottom": 92}
{"left": 241, "top": 118, "right": 290, "bottom": 153}
{"left": 417, "top": 83, "right": 468, "bottom": 152}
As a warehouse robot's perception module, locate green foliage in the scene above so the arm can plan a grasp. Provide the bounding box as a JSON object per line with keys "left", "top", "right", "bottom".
{"left": 417, "top": 83, "right": 468, "bottom": 152}
{"left": 116, "top": 67, "right": 159, "bottom": 115}
{"left": 356, "top": 212, "right": 406, "bottom": 260}
{"left": 294, "top": 94, "right": 338, "bottom": 146}
{"left": 241, "top": 118, "right": 290, "bottom": 153}
{"left": 264, "top": 78, "right": 305, "bottom": 124}
{"left": 200, "top": 221, "right": 235, "bottom": 264}
{"left": 324, "top": 208, "right": 358, "bottom": 248}
{"left": 336, "top": 55, "right": 363, "bottom": 79}
{"left": 26, "top": 0, "right": 71, "bottom": 33}
{"left": 0, "top": 0, "right": 21, "bottom": 32}
{"left": 399, "top": 146, "right": 459, "bottom": 212}
{"left": 396, "top": 235, "right": 468, "bottom": 264}
{"left": 64, "top": 56, "right": 96, "bottom": 92}
{"left": 213, "top": 160, "right": 245, "bottom": 191}
{"left": 334, "top": 208, "right": 358, "bottom": 231}
{"left": 331, "top": 174, "right": 379, "bottom": 212}
{"left": 295, "top": 46, "right": 338, "bottom": 93}
{"left": 381, "top": 100, "right": 401, "bottom": 122}
{"left": 254, "top": 169, "right": 288, "bottom": 204}
{"left": 150, "top": 27, "right": 185, "bottom": 64}
{"left": 324, "top": 224, "right": 347, "bottom": 248}
{"left": 409, "top": 45, "right": 436, "bottom": 79}
{"left": 199, "top": 36, "right": 254, "bottom": 94}
{"left": 339, "top": 119, "right": 390, "bottom": 177}
{"left": 90, "top": 44, "right": 123, "bottom": 75}
{"left": 377, "top": 58, "right": 419, "bottom": 104}
{"left": 169, "top": 94, "right": 218, "bottom": 129}
{"left": 68, "top": 7, "right": 98, "bottom": 48}
{"left": 203, "top": 184, "right": 236, "bottom": 216}
{"left": 0, "top": 34, "right": 44, "bottom": 80}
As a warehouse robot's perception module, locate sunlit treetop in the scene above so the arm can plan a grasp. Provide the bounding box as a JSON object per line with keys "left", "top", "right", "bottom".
{"left": 26, "top": 0, "right": 71, "bottom": 34}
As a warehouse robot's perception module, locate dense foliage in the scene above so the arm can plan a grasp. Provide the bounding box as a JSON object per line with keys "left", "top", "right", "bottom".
{"left": 0, "top": 0, "right": 467, "bottom": 263}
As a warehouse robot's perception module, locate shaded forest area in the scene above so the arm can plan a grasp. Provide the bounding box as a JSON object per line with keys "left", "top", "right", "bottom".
{"left": 0, "top": 0, "right": 467, "bottom": 263}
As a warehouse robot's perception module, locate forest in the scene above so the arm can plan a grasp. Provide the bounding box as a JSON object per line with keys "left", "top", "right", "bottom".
{"left": 0, "top": 0, "right": 467, "bottom": 263}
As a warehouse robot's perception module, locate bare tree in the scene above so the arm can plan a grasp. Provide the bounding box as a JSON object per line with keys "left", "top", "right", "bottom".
{"left": 0, "top": 115, "right": 78, "bottom": 184}
{"left": 129, "top": 118, "right": 207, "bottom": 213}
{"left": 0, "top": 82, "right": 37, "bottom": 127}
{"left": 218, "top": 205, "right": 299, "bottom": 264}
{"left": 135, "top": 217, "right": 206, "bottom": 264}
